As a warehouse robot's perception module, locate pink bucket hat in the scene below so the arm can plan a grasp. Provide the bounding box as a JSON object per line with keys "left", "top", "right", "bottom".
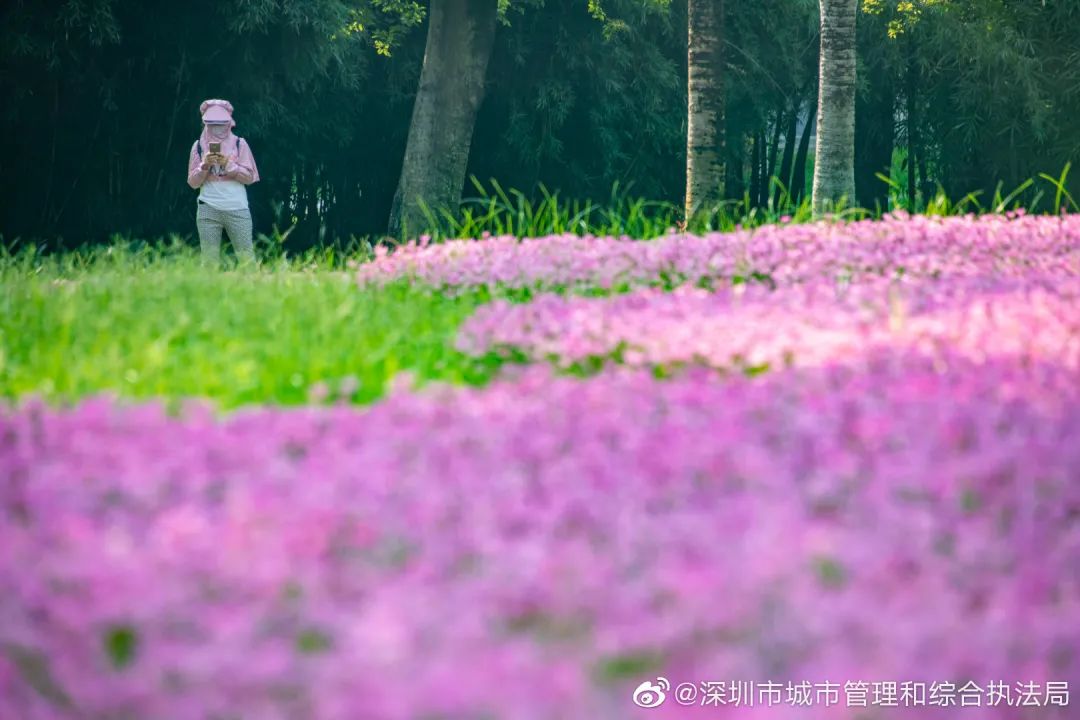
{"left": 200, "top": 99, "right": 234, "bottom": 125}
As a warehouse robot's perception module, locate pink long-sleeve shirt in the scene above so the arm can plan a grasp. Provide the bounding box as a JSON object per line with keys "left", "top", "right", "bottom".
{"left": 187, "top": 136, "right": 259, "bottom": 190}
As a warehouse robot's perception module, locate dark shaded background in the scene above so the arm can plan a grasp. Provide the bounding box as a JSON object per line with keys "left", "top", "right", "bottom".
{"left": 1, "top": 0, "right": 1077, "bottom": 250}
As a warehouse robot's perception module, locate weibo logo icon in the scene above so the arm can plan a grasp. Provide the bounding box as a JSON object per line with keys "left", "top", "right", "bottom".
{"left": 632, "top": 677, "right": 670, "bottom": 708}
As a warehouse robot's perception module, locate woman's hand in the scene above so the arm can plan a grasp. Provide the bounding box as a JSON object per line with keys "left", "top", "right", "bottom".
{"left": 201, "top": 153, "right": 223, "bottom": 170}
{"left": 224, "top": 155, "right": 241, "bottom": 178}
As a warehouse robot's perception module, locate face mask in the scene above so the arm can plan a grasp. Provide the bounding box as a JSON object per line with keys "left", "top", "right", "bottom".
{"left": 206, "top": 124, "right": 230, "bottom": 140}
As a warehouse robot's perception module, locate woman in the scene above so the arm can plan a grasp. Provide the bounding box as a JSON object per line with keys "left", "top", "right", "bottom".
{"left": 187, "top": 99, "right": 260, "bottom": 265}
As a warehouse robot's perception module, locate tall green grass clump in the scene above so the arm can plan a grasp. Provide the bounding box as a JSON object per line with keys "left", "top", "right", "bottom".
{"left": 401, "top": 167, "right": 1076, "bottom": 244}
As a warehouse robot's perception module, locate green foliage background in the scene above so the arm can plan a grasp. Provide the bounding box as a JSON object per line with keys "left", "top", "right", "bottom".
{"left": 1, "top": 0, "right": 1077, "bottom": 249}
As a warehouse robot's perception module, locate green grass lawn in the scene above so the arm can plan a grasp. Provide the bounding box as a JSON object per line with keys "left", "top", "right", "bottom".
{"left": 1, "top": 250, "right": 497, "bottom": 409}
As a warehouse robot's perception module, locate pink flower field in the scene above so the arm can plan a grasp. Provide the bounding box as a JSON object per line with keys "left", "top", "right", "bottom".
{"left": 457, "top": 275, "right": 1079, "bottom": 373}
{"left": 3, "top": 214, "right": 1080, "bottom": 719}
{"left": 357, "top": 213, "right": 1079, "bottom": 291}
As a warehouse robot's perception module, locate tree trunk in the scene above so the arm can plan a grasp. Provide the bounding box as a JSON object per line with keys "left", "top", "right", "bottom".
{"left": 774, "top": 98, "right": 798, "bottom": 207}
{"left": 685, "top": 0, "right": 725, "bottom": 220}
{"left": 724, "top": 113, "right": 744, "bottom": 200}
{"left": 766, "top": 106, "right": 783, "bottom": 196}
{"left": 758, "top": 127, "right": 770, "bottom": 207}
{"left": 906, "top": 34, "right": 917, "bottom": 210}
{"left": 750, "top": 130, "right": 762, "bottom": 208}
{"left": 812, "top": 0, "right": 858, "bottom": 216}
{"left": 906, "top": 131, "right": 916, "bottom": 210}
{"left": 791, "top": 99, "right": 815, "bottom": 204}
{"left": 918, "top": 147, "right": 930, "bottom": 204}
{"left": 388, "top": 0, "right": 497, "bottom": 240}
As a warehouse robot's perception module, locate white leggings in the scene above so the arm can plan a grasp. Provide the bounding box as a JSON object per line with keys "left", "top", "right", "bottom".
{"left": 196, "top": 202, "right": 255, "bottom": 265}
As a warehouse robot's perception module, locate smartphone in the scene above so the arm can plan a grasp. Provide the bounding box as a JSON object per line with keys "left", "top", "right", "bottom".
{"left": 209, "top": 142, "right": 222, "bottom": 154}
